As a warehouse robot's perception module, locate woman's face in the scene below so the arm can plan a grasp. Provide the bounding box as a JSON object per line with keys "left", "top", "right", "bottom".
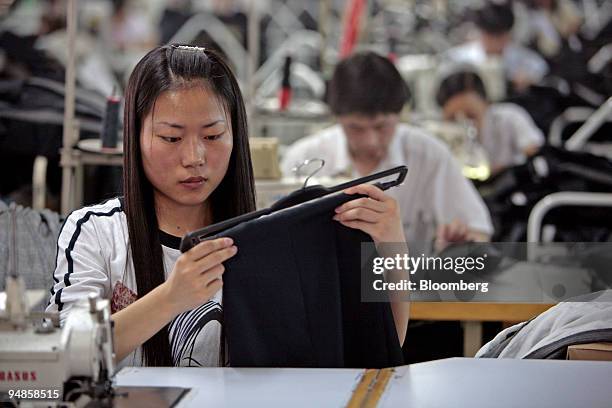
{"left": 140, "top": 85, "right": 233, "bottom": 208}
{"left": 442, "top": 91, "right": 487, "bottom": 127}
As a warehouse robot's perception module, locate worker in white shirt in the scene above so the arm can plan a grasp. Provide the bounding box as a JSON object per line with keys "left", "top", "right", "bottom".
{"left": 281, "top": 51, "right": 493, "bottom": 254}
{"left": 443, "top": 1, "right": 549, "bottom": 92}
{"left": 516, "top": 0, "right": 583, "bottom": 58}
{"left": 436, "top": 69, "right": 544, "bottom": 175}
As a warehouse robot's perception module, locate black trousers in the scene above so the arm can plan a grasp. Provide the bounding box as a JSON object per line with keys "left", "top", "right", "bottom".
{"left": 218, "top": 192, "right": 404, "bottom": 368}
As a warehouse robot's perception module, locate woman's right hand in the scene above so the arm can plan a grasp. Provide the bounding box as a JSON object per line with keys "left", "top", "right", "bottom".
{"left": 161, "top": 237, "right": 237, "bottom": 316}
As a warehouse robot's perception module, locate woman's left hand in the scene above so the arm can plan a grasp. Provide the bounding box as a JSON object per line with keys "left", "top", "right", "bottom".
{"left": 333, "top": 184, "right": 406, "bottom": 245}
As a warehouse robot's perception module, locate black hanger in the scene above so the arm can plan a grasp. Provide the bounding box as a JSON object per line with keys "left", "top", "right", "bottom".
{"left": 179, "top": 165, "right": 407, "bottom": 252}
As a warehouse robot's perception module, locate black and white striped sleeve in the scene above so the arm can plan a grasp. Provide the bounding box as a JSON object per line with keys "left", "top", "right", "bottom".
{"left": 46, "top": 208, "right": 115, "bottom": 325}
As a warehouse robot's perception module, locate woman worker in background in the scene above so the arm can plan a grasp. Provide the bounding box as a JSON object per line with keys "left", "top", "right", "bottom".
{"left": 436, "top": 70, "right": 544, "bottom": 175}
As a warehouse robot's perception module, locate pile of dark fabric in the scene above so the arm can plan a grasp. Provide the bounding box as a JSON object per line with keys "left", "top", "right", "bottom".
{"left": 0, "top": 76, "right": 105, "bottom": 157}
{"left": 0, "top": 31, "right": 106, "bottom": 205}
{"left": 0, "top": 31, "right": 64, "bottom": 81}
{"left": 506, "top": 19, "right": 612, "bottom": 137}
{"left": 477, "top": 145, "right": 612, "bottom": 242}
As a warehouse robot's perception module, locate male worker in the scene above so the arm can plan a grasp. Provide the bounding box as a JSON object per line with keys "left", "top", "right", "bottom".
{"left": 443, "top": 1, "right": 549, "bottom": 92}
{"left": 281, "top": 52, "right": 493, "bottom": 253}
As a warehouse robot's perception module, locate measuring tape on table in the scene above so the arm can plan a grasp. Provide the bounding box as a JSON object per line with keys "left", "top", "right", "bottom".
{"left": 346, "top": 367, "right": 395, "bottom": 408}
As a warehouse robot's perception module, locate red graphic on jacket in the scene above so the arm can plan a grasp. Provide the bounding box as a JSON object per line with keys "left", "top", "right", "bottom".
{"left": 111, "top": 281, "right": 137, "bottom": 313}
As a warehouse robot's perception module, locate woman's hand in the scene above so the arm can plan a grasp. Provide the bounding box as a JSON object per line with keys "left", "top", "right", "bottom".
{"left": 160, "top": 237, "right": 237, "bottom": 317}
{"left": 334, "top": 184, "right": 410, "bottom": 346}
{"left": 333, "top": 184, "right": 406, "bottom": 245}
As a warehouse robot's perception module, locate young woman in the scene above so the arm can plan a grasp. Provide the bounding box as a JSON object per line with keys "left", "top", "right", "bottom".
{"left": 47, "top": 44, "right": 409, "bottom": 367}
{"left": 436, "top": 70, "right": 544, "bottom": 175}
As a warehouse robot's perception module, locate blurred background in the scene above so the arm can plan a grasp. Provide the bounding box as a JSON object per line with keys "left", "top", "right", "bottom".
{"left": 1, "top": 0, "right": 610, "bottom": 210}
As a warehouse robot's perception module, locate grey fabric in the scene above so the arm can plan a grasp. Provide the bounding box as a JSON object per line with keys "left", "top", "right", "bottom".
{"left": 0, "top": 200, "right": 62, "bottom": 308}
{"left": 477, "top": 321, "right": 530, "bottom": 358}
{"left": 477, "top": 290, "right": 612, "bottom": 359}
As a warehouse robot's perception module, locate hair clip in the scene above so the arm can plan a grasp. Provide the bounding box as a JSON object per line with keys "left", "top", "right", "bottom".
{"left": 171, "top": 45, "right": 206, "bottom": 52}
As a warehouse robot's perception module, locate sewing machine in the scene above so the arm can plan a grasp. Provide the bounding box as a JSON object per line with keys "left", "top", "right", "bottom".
{"left": 0, "top": 274, "right": 114, "bottom": 406}
{"left": 418, "top": 119, "right": 491, "bottom": 181}
{"left": 0, "top": 275, "right": 187, "bottom": 407}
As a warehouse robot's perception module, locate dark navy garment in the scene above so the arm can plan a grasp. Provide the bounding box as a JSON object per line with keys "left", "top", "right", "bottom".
{"left": 216, "top": 192, "right": 403, "bottom": 368}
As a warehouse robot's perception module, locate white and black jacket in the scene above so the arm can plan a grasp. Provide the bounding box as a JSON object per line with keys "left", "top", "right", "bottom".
{"left": 46, "top": 197, "right": 223, "bottom": 367}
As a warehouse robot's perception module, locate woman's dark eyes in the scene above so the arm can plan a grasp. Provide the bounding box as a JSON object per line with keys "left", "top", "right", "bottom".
{"left": 159, "top": 136, "right": 181, "bottom": 143}
{"left": 203, "top": 133, "right": 224, "bottom": 141}
{"left": 158, "top": 134, "right": 223, "bottom": 143}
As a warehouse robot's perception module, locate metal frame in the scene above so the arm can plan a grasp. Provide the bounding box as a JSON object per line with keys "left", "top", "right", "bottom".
{"left": 548, "top": 97, "right": 612, "bottom": 159}
{"left": 565, "top": 97, "right": 612, "bottom": 151}
{"left": 527, "top": 191, "right": 612, "bottom": 243}
{"left": 60, "top": 0, "right": 78, "bottom": 216}
{"left": 548, "top": 106, "right": 597, "bottom": 147}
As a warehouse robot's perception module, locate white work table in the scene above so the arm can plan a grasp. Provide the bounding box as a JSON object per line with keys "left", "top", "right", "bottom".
{"left": 115, "top": 358, "right": 612, "bottom": 407}
{"left": 381, "top": 358, "right": 612, "bottom": 408}
{"left": 115, "top": 366, "right": 362, "bottom": 407}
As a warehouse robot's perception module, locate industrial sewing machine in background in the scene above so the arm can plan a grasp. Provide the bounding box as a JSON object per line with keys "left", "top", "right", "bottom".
{"left": 417, "top": 118, "right": 491, "bottom": 181}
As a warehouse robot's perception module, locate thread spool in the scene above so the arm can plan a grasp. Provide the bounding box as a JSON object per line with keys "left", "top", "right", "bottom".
{"left": 101, "top": 89, "right": 120, "bottom": 149}
{"left": 278, "top": 55, "right": 292, "bottom": 111}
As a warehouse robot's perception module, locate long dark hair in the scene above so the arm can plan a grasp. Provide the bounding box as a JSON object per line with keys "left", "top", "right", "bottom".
{"left": 122, "top": 44, "right": 256, "bottom": 366}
